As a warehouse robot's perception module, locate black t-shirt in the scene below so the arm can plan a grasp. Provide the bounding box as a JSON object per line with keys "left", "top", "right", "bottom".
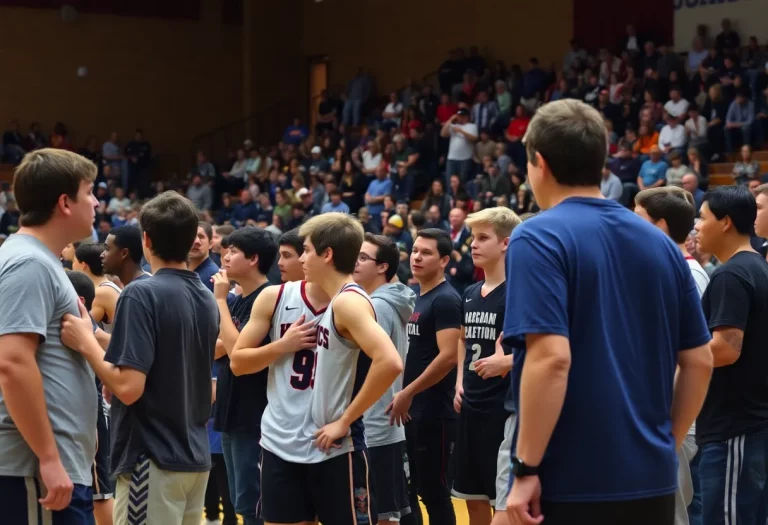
{"left": 106, "top": 269, "right": 219, "bottom": 475}
{"left": 213, "top": 284, "right": 271, "bottom": 434}
{"left": 461, "top": 281, "right": 510, "bottom": 419}
{"left": 698, "top": 252, "right": 768, "bottom": 444}
{"left": 405, "top": 280, "right": 462, "bottom": 420}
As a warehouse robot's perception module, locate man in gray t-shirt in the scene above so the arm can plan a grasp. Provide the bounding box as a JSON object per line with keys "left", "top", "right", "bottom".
{"left": 0, "top": 148, "right": 99, "bottom": 523}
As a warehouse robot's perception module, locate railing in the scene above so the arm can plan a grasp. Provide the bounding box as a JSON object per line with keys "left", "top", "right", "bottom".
{"left": 189, "top": 100, "right": 295, "bottom": 168}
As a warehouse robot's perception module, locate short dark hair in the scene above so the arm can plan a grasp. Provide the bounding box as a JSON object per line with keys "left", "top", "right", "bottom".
{"left": 703, "top": 186, "right": 756, "bottom": 236}
{"left": 416, "top": 228, "right": 452, "bottom": 258}
{"left": 226, "top": 226, "right": 278, "bottom": 275}
{"left": 75, "top": 242, "right": 106, "bottom": 276}
{"left": 278, "top": 228, "right": 304, "bottom": 256}
{"left": 635, "top": 187, "right": 695, "bottom": 243}
{"left": 524, "top": 99, "right": 606, "bottom": 187}
{"left": 139, "top": 191, "right": 199, "bottom": 263}
{"left": 215, "top": 224, "right": 235, "bottom": 236}
{"left": 364, "top": 233, "right": 400, "bottom": 281}
{"left": 410, "top": 211, "right": 426, "bottom": 228}
{"left": 13, "top": 149, "right": 97, "bottom": 226}
{"left": 66, "top": 270, "right": 95, "bottom": 311}
{"left": 110, "top": 225, "right": 143, "bottom": 264}
{"left": 198, "top": 221, "right": 213, "bottom": 241}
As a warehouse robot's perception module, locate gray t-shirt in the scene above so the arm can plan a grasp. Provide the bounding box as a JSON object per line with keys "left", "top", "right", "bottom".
{"left": 0, "top": 234, "right": 97, "bottom": 485}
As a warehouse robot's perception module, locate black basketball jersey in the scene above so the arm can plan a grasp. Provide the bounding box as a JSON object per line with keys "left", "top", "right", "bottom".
{"left": 461, "top": 281, "right": 510, "bottom": 419}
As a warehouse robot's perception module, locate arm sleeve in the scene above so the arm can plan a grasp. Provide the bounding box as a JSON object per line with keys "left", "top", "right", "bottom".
{"left": 503, "top": 232, "right": 569, "bottom": 348}
{"left": 703, "top": 271, "right": 751, "bottom": 332}
{"left": 104, "top": 293, "right": 155, "bottom": 374}
{"left": 0, "top": 260, "right": 55, "bottom": 340}
{"left": 434, "top": 292, "right": 462, "bottom": 332}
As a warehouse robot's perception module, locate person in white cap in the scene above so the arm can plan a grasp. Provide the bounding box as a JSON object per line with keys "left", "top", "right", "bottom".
{"left": 309, "top": 146, "right": 330, "bottom": 173}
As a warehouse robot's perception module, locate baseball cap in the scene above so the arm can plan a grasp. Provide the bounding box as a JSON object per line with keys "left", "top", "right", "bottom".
{"left": 311, "top": 146, "right": 322, "bottom": 154}
{"left": 388, "top": 214, "right": 404, "bottom": 229}
{"left": 456, "top": 108, "right": 470, "bottom": 116}
{"left": 296, "top": 188, "right": 310, "bottom": 198}
{"left": 98, "top": 182, "right": 108, "bottom": 189}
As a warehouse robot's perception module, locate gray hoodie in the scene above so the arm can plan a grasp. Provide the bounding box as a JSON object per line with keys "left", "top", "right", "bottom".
{"left": 363, "top": 282, "right": 416, "bottom": 447}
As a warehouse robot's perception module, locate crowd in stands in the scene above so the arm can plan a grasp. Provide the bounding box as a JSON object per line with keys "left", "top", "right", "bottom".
{"left": 3, "top": 17, "right": 768, "bottom": 287}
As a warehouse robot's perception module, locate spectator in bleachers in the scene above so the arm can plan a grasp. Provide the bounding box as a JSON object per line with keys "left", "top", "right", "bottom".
{"left": 682, "top": 173, "right": 705, "bottom": 213}
{"left": 362, "top": 141, "right": 382, "bottom": 176}
{"left": 471, "top": 90, "right": 499, "bottom": 131}
{"left": 187, "top": 173, "right": 213, "bottom": 212}
{"left": 639, "top": 145, "right": 668, "bottom": 190}
{"left": 687, "top": 147, "right": 708, "bottom": 186}
{"left": 436, "top": 93, "right": 459, "bottom": 125}
{"left": 688, "top": 37, "right": 709, "bottom": 74}
{"left": 601, "top": 162, "right": 623, "bottom": 201}
{"left": 124, "top": 129, "right": 152, "bottom": 195}
{"left": 342, "top": 68, "right": 372, "bottom": 127}
{"left": 732, "top": 145, "right": 761, "bottom": 185}
{"left": 107, "top": 186, "right": 132, "bottom": 215}
{"left": 719, "top": 55, "right": 742, "bottom": 102}
{"left": 365, "top": 164, "right": 392, "bottom": 225}
{"left": 479, "top": 162, "right": 511, "bottom": 206}
{"left": 223, "top": 149, "right": 248, "bottom": 181}
{"left": 315, "top": 90, "right": 338, "bottom": 135}
{"left": 231, "top": 189, "right": 258, "bottom": 228}
{"left": 725, "top": 89, "right": 756, "bottom": 152}
{"left": 25, "top": 122, "right": 47, "bottom": 150}
{"left": 664, "top": 86, "right": 690, "bottom": 119}
{"left": 442, "top": 108, "right": 478, "bottom": 182}
{"left": 715, "top": 18, "right": 740, "bottom": 52}
{"left": 191, "top": 150, "right": 216, "bottom": 183}
{"left": 665, "top": 150, "right": 689, "bottom": 187}
{"left": 384, "top": 214, "right": 413, "bottom": 254}
{"left": 78, "top": 137, "right": 102, "bottom": 175}
{"left": 521, "top": 57, "right": 548, "bottom": 109}
{"left": 658, "top": 115, "right": 687, "bottom": 156}
{"left": 2, "top": 120, "right": 26, "bottom": 163}
{"left": 216, "top": 193, "right": 234, "bottom": 225}
{"left": 320, "top": 189, "right": 349, "bottom": 214}
{"left": 757, "top": 85, "right": 768, "bottom": 144}
{"left": 685, "top": 103, "right": 709, "bottom": 154}
{"left": 641, "top": 41, "right": 660, "bottom": 73}
{"left": 494, "top": 80, "right": 512, "bottom": 119}
{"left": 421, "top": 179, "right": 452, "bottom": 220}
{"left": 102, "top": 131, "right": 130, "bottom": 189}
{"left": 282, "top": 117, "right": 309, "bottom": 146}
{"left": 704, "top": 84, "right": 728, "bottom": 160}
{"left": 382, "top": 92, "right": 404, "bottom": 131}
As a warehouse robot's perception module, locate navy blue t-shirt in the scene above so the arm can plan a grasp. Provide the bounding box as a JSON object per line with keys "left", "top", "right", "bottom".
{"left": 193, "top": 257, "right": 219, "bottom": 293}
{"left": 503, "top": 197, "right": 710, "bottom": 502}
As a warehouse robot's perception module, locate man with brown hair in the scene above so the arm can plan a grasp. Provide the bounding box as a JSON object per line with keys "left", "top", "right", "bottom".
{"left": 753, "top": 183, "right": 768, "bottom": 240}
{"left": 0, "top": 149, "right": 99, "bottom": 522}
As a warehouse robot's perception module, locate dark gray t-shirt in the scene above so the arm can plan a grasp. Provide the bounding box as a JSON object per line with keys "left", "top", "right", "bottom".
{"left": 0, "top": 234, "right": 97, "bottom": 485}
{"left": 106, "top": 268, "right": 219, "bottom": 475}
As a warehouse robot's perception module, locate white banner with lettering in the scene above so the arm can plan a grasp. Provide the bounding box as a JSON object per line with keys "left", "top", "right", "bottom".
{"left": 674, "top": 0, "right": 767, "bottom": 50}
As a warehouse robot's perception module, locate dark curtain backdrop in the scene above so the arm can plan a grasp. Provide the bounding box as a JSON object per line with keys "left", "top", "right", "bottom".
{"left": 573, "top": 0, "right": 673, "bottom": 53}
{"left": 0, "top": 0, "right": 200, "bottom": 20}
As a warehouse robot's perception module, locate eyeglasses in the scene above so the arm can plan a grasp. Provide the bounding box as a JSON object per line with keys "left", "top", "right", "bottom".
{"left": 357, "top": 253, "right": 381, "bottom": 264}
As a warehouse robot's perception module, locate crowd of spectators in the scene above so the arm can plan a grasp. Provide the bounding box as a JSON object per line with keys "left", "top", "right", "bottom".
{"left": 3, "top": 18, "right": 768, "bottom": 288}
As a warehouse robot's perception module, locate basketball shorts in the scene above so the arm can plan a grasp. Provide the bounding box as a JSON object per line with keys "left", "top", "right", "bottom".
{"left": 92, "top": 392, "right": 114, "bottom": 501}
{"left": 369, "top": 441, "right": 411, "bottom": 522}
{"left": 260, "top": 448, "right": 377, "bottom": 525}
{"left": 0, "top": 476, "right": 94, "bottom": 524}
{"left": 495, "top": 413, "right": 516, "bottom": 511}
{"left": 451, "top": 411, "right": 508, "bottom": 504}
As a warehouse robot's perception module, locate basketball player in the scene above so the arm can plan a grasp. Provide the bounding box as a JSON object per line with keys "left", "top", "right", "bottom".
{"left": 210, "top": 227, "right": 278, "bottom": 525}
{"left": 101, "top": 225, "right": 151, "bottom": 287}
{"left": 65, "top": 270, "right": 114, "bottom": 525}
{"left": 634, "top": 186, "right": 710, "bottom": 525}
{"left": 211, "top": 224, "right": 235, "bottom": 267}
{"left": 276, "top": 229, "right": 306, "bottom": 283}
{"left": 452, "top": 208, "right": 521, "bottom": 525}
{"left": 389, "top": 228, "right": 462, "bottom": 525}
{"left": 0, "top": 149, "right": 99, "bottom": 523}
{"left": 353, "top": 233, "right": 416, "bottom": 525}
{"left": 73, "top": 242, "right": 121, "bottom": 332}
{"left": 61, "top": 191, "right": 219, "bottom": 525}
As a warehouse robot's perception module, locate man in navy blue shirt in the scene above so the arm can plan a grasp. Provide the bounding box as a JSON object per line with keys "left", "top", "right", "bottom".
{"left": 190, "top": 222, "right": 219, "bottom": 292}
{"left": 502, "top": 99, "right": 713, "bottom": 525}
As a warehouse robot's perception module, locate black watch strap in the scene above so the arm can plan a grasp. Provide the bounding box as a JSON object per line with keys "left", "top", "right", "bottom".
{"left": 511, "top": 456, "right": 539, "bottom": 478}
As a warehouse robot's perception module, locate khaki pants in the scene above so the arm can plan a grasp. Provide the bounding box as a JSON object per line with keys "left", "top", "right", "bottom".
{"left": 113, "top": 455, "right": 209, "bottom": 525}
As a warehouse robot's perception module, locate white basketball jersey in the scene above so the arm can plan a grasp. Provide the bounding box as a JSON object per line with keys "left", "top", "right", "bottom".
{"left": 298, "top": 283, "right": 374, "bottom": 464}
{"left": 97, "top": 280, "right": 122, "bottom": 333}
{"left": 260, "top": 281, "right": 327, "bottom": 462}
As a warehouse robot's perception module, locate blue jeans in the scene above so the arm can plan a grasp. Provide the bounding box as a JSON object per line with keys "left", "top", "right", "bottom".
{"left": 445, "top": 158, "right": 474, "bottom": 184}
{"left": 699, "top": 432, "right": 768, "bottom": 525}
{"left": 342, "top": 99, "right": 363, "bottom": 126}
{"left": 222, "top": 431, "right": 263, "bottom": 525}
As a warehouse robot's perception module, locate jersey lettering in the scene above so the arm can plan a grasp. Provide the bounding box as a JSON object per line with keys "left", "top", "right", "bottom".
{"left": 280, "top": 323, "right": 291, "bottom": 337}
{"left": 290, "top": 349, "right": 316, "bottom": 390}
{"left": 316, "top": 326, "right": 330, "bottom": 349}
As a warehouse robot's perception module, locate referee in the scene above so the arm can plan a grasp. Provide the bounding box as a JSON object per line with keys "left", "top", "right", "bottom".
{"left": 502, "top": 99, "right": 713, "bottom": 525}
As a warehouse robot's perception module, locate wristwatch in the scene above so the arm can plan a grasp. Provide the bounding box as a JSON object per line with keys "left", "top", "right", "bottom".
{"left": 511, "top": 456, "right": 539, "bottom": 478}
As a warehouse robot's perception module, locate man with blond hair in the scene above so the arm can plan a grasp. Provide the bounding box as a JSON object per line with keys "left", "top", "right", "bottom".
{"left": 451, "top": 207, "right": 521, "bottom": 525}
